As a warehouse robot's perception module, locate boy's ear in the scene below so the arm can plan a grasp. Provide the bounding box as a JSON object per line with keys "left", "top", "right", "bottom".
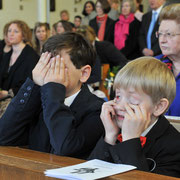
{"left": 80, "top": 65, "right": 91, "bottom": 83}
{"left": 153, "top": 98, "right": 169, "bottom": 117}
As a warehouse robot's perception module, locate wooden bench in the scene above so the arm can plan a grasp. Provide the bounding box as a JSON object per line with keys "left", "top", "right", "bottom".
{"left": 0, "top": 146, "right": 179, "bottom": 180}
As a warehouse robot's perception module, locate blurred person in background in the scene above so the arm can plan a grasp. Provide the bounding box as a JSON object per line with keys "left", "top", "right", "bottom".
{"left": 81, "top": 1, "right": 97, "bottom": 25}
{"left": 114, "top": 0, "right": 141, "bottom": 60}
{"left": 51, "top": 22, "right": 57, "bottom": 36}
{"left": 56, "top": 20, "right": 73, "bottom": 34}
{"left": 89, "top": 0, "right": 115, "bottom": 43}
{"left": 156, "top": 4, "right": 180, "bottom": 116}
{"left": 134, "top": 0, "right": 144, "bottom": 21}
{"left": 108, "top": 0, "right": 120, "bottom": 21}
{"left": 33, "top": 22, "right": 50, "bottom": 55}
{"left": 77, "top": 25, "right": 127, "bottom": 69}
{"left": 0, "top": 22, "right": 11, "bottom": 64}
{"left": 139, "top": 0, "right": 165, "bottom": 56}
{"left": 74, "top": 15, "right": 82, "bottom": 30}
{"left": 60, "top": 9, "right": 75, "bottom": 29}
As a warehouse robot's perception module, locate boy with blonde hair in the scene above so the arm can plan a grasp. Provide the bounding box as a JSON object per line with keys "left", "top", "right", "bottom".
{"left": 89, "top": 57, "right": 180, "bottom": 178}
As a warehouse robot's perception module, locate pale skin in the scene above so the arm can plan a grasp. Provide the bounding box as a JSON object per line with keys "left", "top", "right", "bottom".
{"left": 101, "top": 101, "right": 151, "bottom": 145}
{"left": 101, "top": 88, "right": 169, "bottom": 146}
{"left": 32, "top": 52, "right": 68, "bottom": 88}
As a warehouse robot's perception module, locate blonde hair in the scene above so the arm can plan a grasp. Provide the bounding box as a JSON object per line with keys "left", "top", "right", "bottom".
{"left": 159, "top": 3, "right": 180, "bottom": 24}
{"left": 113, "top": 57, "right": 176, "bottom": 106}
{"left": 76, "top": 25, "right": 96, "bottom": 44}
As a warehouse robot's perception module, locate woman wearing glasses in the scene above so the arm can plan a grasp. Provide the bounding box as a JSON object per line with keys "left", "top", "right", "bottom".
{"left": 156, "top": 4, "right": 180, "bottom": 116}
{"left": 89, "top": 0, "right": 115, "bottom": 43}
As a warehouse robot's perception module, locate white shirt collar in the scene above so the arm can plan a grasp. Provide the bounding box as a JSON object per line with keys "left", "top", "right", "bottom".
{"left": 141, "top": 118, "right": 158, "bottom": 137}
{"left": 152, "top": 5, "right": 163, "bottom": 19}
{"left": 64, "top": 90, "right": 81, "bottom": 107}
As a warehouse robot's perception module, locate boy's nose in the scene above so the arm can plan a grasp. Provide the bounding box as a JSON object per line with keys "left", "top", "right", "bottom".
{"left": 114, "top": 99, "right": 126, "bottom": 112}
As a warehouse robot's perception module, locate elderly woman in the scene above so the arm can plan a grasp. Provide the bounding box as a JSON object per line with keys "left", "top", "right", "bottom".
{"left": 114, "top": 0, "right": 140, "bottom": 60}
{"left": 155, "top": 4, "right": 180, "bottom": 117}
{"left": 89, "top": 0, "right": 115, "bottom": 43}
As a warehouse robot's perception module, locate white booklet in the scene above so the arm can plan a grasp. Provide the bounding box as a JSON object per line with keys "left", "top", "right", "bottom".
{"left": 44, "top": 159, "right": 136, "bottom": 180}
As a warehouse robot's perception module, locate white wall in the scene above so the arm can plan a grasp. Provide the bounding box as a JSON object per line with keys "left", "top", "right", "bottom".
{"left": 0, "top": 0, "right": 88, "bottom": 39}
{"left": 0, "top": 0, "right": 149, "bottom": 39}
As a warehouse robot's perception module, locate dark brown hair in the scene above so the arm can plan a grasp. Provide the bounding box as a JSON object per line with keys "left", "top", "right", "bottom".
{"left": 96, "top": 0, "right": 111, "bottom": 14}
{"left": 42, "top": 32, "right": 96, "bottom": 69}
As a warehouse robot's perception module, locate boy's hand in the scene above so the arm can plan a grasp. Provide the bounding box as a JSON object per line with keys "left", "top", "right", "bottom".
{"left": 122, "top": 103, "right": 151, "bottom": 141}
{"left": 32, "top": 52, "right": 51, "bottom": 86}
{"left": 44, "top": 56, "right": 69, "bottom": 87}
{"left": 101, "top": 101, "right": 119, "bottom": 145}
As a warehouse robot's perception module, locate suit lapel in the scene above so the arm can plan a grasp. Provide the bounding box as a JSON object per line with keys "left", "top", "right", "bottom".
{"left": 143, "top": 116, "right": 170, "bottom": 154}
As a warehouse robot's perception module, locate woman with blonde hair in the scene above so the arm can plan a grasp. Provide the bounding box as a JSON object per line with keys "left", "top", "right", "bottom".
{"left": 33, "top": 22, "right": 49, "bottom": 55}
{"left": 0, "top": 20, "right": 39, "bottom": 98}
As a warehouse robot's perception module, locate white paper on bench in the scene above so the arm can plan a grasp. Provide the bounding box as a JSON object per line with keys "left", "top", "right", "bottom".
{"left": 44, "top": 159, "right": 136, "bottom": 180}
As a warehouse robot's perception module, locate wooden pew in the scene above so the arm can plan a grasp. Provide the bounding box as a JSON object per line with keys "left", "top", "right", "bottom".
{"left": 0, "top": 146, "right": 179, "bottom": 180}
{"left": 99, "top": 64, "right": 110, "bottom": 99}
{"left": 166, "top": 115, "right": 180, "bottom": 132}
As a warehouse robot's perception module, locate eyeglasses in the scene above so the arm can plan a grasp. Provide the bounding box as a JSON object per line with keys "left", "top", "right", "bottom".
{"left": 156, "top": 31, "right": 180, "bottom": 39}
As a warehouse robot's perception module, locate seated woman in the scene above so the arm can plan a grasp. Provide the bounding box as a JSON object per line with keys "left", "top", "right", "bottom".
{"left": 155, "top": 4, "right": 180, "bottom": 117}
{"left": 0, "top": 20, "right": 39, "bottom": 97}
{"left": 114, "top": 0, "right": 141, "bottom": 60}
{"left": 56, "top": 20, "right": 73, "bottom": 34}
{"left": 33, "top": 22, "right": 50, "bottom": 55}
{"left": 81, "top": 1, "right": 97, "bottom": 25}
{"left": 89, "top": 0, "right": 115, "bottom": 43}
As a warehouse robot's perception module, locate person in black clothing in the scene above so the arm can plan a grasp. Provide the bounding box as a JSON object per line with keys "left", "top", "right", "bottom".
{"left": 0, "top": 20, "right": 39, "bottom": 97}
{"left": 89, "top": 0, "right": 115, "bottom": 43}
{"left": 89, "top": 57, "right": 180, "bottom": 178}
{"left": 0, "top": 32, "right": 104, "bottom": 159}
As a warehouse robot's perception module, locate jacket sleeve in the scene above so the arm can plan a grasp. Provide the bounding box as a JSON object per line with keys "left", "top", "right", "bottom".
{"left": 0, "top": 78, "right": 41, "bottom": 146}
{"left": 138, "top": 15, "right": 148, "bottom": 53}
{"left": 41, "top": 83, "right": 104, "bottom": 158}
{"left": 89, "top": 137, "right": 149, "bottom": 170}
{"left": 89, "top": 136, "right": 180, "bottom": 178}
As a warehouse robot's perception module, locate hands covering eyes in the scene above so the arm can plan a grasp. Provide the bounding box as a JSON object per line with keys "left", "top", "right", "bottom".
{"left": 32, "top": 52, "right": 68, "bottom": 88}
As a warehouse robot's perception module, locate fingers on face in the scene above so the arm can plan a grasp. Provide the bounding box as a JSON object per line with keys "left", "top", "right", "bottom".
{"left": 40, "top": 52, "right": 51, "bottom": 64}
{"left": 102, "top": 102, "right": 116, "bottom": 117}
{"left": 55, "top": 55, "right": 60, "bottom": 74}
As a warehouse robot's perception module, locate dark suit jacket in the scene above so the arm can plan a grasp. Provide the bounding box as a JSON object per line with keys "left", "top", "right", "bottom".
{"left": 95, "top": 40, "right": 127, "bottom": 68}
{"left": 0, "top": 40, "right": 5, "bottom": 64}
{"left": 0, "top": 78, "right": 104, "bottom": 159}
{"left": 0, "top": 45, "right": 39, "bottom": 95}
{"left": 139, "top": 11, "right": 161, "bottom": 56}
{"left": 89, "top": 17, "right": 115, "bottom": 43}
{"left": 89, "top": 116, "right": 180, "bottom": 178}
{"left": 118, "top": 17, "right": 141, "bottom": 60}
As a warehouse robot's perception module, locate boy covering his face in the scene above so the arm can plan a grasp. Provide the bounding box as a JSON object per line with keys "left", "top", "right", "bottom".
{"left": 0, "top": 32, "right": 104, "bottom": 159}
{"left": 89, "top": 57, "right": 180, "bottom": 178}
